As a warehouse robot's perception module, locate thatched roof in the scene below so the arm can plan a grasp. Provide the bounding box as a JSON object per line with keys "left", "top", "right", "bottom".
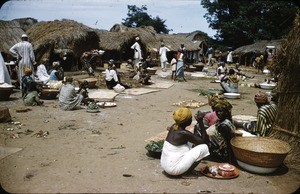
{"left": 0, "top": 20, "right": 26, "bottom": 54}
{"left": 233, "top": 39, "right": 284, "bottom": 55}
{"left": 0, "top": 18, "right": 38, "bottom": 55}
{"left": 97, "top": 29, "right": 135, "bottom": 51}
{"left": 103, "top": 24, "right": 202, "bottom": 53}
{"left": 27, "top": 19, "right": 100, "bottom": 61}
{"left": 157, "top": 34, "right": 201, "bottom": 52}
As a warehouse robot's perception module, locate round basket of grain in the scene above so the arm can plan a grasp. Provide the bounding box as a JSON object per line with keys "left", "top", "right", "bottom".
{"left": 0, "top": 83, "right": 14, "bottom": 101}
{"left": 40, "top": 89, "right": 60, "bottom": 100}
{"left": 230, "top": 137, "right": 291, "bottom": 174}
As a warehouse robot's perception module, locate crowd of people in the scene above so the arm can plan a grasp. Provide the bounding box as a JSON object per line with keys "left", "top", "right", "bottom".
{"left": 1, "top": 34, "right": 281, "bottom": 180}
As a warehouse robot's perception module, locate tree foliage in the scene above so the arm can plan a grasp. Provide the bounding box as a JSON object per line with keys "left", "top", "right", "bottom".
{"left": 122, "top": 5, "right": 171, "bottom": 34}
{"left": 201, "top": 0, "right": 298, "bottom": 48}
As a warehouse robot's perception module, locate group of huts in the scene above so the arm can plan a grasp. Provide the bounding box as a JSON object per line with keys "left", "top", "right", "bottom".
{"left": 0, "top": 17, "right": 282, "bottom": 71}
{"left": 0, "top": 18, "right": 208, "bottom": 71}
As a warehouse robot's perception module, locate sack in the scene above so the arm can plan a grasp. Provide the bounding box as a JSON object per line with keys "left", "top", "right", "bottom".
{"left": 113, "top": 84, "right": 125, "bottom": 93}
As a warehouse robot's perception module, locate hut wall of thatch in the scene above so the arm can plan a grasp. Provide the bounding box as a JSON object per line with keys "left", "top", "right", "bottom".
{"left": 269, "top": 11, "right": 300, "bottom": 168}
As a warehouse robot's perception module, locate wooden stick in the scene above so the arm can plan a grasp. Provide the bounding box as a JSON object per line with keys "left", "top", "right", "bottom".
{"left": 273, "top": 126, "right": 300, "bottom": 138}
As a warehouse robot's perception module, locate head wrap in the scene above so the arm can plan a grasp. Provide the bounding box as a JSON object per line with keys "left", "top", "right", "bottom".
{"left": 214, "top": 99, "right": 232, "bottom": 112}
{"left": 24, "top": 68, "right": 32, "bottom": 76}
{"left": 135, "top": 37, "right": 140, "bottom": 41}
{"left": 254, "top": 91, "right": 269, "bottom": 104}
{"left": 173, "top": 108, "right": 192, "bottom": 130}
{"left": 208, "top": 93, "right": 225, "bottom": 107}
{"left": 21, "top": 34, "right": 28, "bottom": 38}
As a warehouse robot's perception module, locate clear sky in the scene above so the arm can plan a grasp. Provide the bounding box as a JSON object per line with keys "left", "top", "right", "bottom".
{"left": 0, "top": 0, "right": 217, "bottom": 37}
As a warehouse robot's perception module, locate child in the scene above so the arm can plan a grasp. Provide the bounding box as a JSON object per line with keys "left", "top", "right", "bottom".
{"left": 170, "top": 54, "right": 177, "bottom": 80}
{"left": 23, "top": 81, "right": 44, "bottom": 106}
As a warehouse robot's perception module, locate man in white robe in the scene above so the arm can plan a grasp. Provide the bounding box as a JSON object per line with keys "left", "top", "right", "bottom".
{"left": 159, "top": 42, "right": 170, "bottom": 71}
{"left": 9, "top": 34, "right": 36, "bottom": 85}
{"left": 131, "top": 37, "right": 143, "bottom": 70}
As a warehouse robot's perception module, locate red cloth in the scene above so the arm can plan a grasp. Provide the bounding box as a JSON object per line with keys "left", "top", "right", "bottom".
{"left": 204, "top": 111, "right": 219, "bottom": 126}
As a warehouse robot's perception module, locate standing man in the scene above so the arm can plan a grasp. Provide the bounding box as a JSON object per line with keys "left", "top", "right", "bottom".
{"left": 9, "top": 34, "right": 36, "bottom": 87}
{"left": 159, "top": 42, "right": 170, "bottom": 71}
{"left": 131, "top": 37, "right": 143, "bottom": 70}
{"left": 205, "top": 46, "right": 214, "bottom": 66}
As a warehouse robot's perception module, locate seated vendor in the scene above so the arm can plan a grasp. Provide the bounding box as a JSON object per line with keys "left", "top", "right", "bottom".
{"left": 78, "top": 80, "right": 95, "bottom": 105}
{"left": 105, "top": 59, "right": 119, "bottom": 89}
{"left": 234, "top": 90, "right": 278, "bottom": 137}
{"left": 160, "top": 108, "right": 210, "bottom": 179}
{"left": 58, "top": 77, "right": 83, "bottom": 111}
{"left": 220, "top": 68, "right": 239, "bottom": 93}
{"left": 195, "top": 99, "right": 236, "bottom": 163}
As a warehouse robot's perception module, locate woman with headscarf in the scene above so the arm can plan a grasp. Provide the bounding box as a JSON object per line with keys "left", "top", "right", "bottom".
{"left": 220, "top": 68, "right": 239, "bottom": 93}
{"left": 197, "top": 99, "right": 236, "bottom": 163}
{"left": 160, "top": 108, "right": 210, "bottom": 179}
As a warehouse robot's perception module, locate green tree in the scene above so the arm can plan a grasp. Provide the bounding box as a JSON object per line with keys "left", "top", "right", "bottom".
{"left": 201, "top": 0, "right": 298, "bottom": 48}
{"left": 122, "top": 5, "right": 171, "bottom": 34}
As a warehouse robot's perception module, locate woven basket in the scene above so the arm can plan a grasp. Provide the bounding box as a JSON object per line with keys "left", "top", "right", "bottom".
{"left": 230, "top": 137, "right": 290, "bottom": 168}
{"left": 40, "top": 89, "right": 59, "bottom": 100}
{"left": 78, "top": 78, "right": 97, "bottom": 89}
{"left": 0, "top": 87, "right": 14, "bottom": 101}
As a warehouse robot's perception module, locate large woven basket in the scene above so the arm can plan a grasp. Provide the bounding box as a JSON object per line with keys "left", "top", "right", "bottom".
{"left": 40, "top": 89, "right": 59, "bottom": 100}
{"left": 230, "top": 137, "right": 290, "bottom": 168}
{"left": 78, "top": 78, "right": 97, "bottom": 89}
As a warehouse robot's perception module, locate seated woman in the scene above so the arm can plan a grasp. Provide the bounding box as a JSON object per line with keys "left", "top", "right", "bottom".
{"left": 23, "top": 81, "right": 44, "bottom": 106}
{"left": 49, "top": 62, "right": 64, "bottom": 81}
{"left": 58, "top": 77, "right": 83, "bottom": 111}
{"left": 105, "top": 60, "right": 119, "bottom": 89}
{"left": 195, "top": 99, "right": 236, "bottom": 163}
{"left": 48, "top": 62, "right": 64, "bottom": 89}
{"left": 193, "top": 94, "right": 225, "bottom": 137}
{"left": 220, "top": 68, "right": 239, "bottom": 93}
{"left": 36, "top": 58, "right": 50, "bottom": 84}
{"left": 160, "top": 108, "right": 210, "bottom": 179}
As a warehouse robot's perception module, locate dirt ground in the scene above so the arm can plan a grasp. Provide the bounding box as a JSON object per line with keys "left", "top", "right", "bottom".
{"left": 0, "top": 66, "right": 299, "bottom": 193}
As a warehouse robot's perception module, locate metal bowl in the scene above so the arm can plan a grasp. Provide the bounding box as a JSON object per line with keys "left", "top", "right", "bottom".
{"left": 224, "top": 93, "right": 241, "bottom": 99}
{"left": 231, "top": 137, "right": 290, "bottom": 174}
{"left": 259, "top": 83, "right": 276, "bottom": 90}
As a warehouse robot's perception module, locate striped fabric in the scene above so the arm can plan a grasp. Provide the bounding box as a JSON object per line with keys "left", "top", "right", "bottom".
{"left": 253, "top": 104, "right": 277, "bottom": 136}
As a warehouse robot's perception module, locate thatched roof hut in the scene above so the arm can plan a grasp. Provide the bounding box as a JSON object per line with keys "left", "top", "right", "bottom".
{"left": 27, "top": 19, "right": 100, "bottom": 70}
{"left": 0, "top": 18, "right": 37, "bottom": 61}
{"left": 233, "top": 39, "right": 284, "bottom": 66}
{"left": 269, "top": 11, "right": 300, "bottom": 168}
{"left": 99, "top": 24, "right": 204, "bottom": 65}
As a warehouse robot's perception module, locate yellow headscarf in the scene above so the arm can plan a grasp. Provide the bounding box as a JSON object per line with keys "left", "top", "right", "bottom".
{"left": 214, "top": 99, "right": 232, "bottom": 112}
{"left": 173, "top": 108, "right": 192, "bottom": 130}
